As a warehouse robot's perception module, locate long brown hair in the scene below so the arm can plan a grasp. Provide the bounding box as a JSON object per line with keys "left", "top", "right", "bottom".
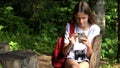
{"left": 72, "top": 1, "right": 96, "bottom": 24}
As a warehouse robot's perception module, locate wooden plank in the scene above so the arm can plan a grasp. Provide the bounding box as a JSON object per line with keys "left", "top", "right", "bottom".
{"left": 89, "top": 35, "right": 102, "bottom": 68}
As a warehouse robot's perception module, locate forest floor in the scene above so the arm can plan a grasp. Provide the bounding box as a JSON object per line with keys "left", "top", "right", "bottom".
{"left": 38, "top": 54, "right": 120, "bottom": 68}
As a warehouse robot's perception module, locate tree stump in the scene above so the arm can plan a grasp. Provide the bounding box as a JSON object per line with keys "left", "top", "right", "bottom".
{"left": 0, "top": 42, "right": 9, "bottom": 54}
{"left": 89, "top": 35, "right": 102, "bottom": 68}
{"left": 0, "top": 50, "right": 39, "bottom": 68}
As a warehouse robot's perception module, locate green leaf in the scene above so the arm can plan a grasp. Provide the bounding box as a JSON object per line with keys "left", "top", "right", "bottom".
{"left": 102, "top": 43, "right": 108, "bottom": 47}
{"left": 108, "top": 49, "right": 114, "bottom": 54}
{"left": 6, "top": 6, "right": 13, "bottom": 10}
{"left": 101, "top": 49, "right": 106, "bottom": 54}
{"left": 106, "top": 15, "right": 111, "bottom": 20}
{"left": 0, "top": 25, "right": 4, "bottom": 30}
{"left": 9, "top": 41, "right": 18, "bottom": 46}
{"left": 105, "top": 38, "right": 112, "bottom": 45}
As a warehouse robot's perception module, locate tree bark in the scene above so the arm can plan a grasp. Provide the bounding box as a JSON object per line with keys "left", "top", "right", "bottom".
{"left": 89, "top": 35, "right": 102, "bottom": 68}
{"left": 0, "top": 50, "right": 39, "bottom": 68}
{"left": 0, "top": 42, "right": 9, "bottom": 54}
{"left": 89, "top": 0, "right": 105, "bottom": 35}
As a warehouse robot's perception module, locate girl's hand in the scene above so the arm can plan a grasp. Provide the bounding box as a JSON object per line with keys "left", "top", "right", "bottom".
{"left": 80, "top": 37, "right": 91, "bottom": 48}
{"left": 68, "top": 33, "right": 78, "bottom": 45}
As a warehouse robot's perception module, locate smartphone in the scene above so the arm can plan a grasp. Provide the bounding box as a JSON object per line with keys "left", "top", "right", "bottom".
{"left": 78, "top": 32, "right": 86, "bottom": 42}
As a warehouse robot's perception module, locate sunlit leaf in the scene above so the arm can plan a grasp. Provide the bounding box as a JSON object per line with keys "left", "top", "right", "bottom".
{"left": 9, "top": 41, "right": 18, "bottom": 46}
{"left": 105, "top": 38, "right": 112, "bottom": 45}
{"left": 108, "top": 49, "right": 114, "bottom": 54}
{"left": 0, "top": 25, "right": 4, "bottom": 30}
{"left": 102, "top": 43, "right": 108, "bottom": 47}
{"left": 6, "top": 6, "right": 13, "bottom": 10}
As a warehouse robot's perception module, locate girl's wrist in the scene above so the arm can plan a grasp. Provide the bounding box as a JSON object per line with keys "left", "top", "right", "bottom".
{"left": 86, "top": 44, "right": 92, "bottom": 49}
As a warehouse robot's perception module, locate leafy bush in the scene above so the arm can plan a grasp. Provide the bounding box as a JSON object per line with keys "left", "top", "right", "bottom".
{"left": 100, "top": 0, "right": 118, "bottom": 63}
{"left": 101, "top": 35, "right": 118, "bottom": 61}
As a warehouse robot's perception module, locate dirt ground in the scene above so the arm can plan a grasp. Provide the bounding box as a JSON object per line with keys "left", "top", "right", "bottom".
{"left": 38, "top": 54, "right": 120, "bottom": 68}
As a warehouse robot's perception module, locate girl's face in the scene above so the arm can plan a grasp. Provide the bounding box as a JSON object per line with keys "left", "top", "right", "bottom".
{"left": 75, "top": 12, "right": 89, "bottom": 28}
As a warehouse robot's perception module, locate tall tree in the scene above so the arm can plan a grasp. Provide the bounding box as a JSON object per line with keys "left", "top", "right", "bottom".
{"left": 89, "top": 0, "right": 105, "bottom": 35}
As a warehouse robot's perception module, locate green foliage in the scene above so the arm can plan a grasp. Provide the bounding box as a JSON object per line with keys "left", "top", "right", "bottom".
{"left": 101, "top": 36, "right": 118, "bottom": 61}
{"left": 36, "top": 22, "right": 58, "bottom": 54}
{"left": 105, "top": 0, "right": 118, "bottom": 32}
{"left": 100, "top": 0, "right": 118, "bottom": 63}
{"left": 0, "top": 6, "right": 29, "bottom": 33}
{"left": 0, "top": 25, "right": 4, "bottom": 30}
{"left": 100, "top": 64, "right": 113, "bottom": 68}
{"left": 9, "top": 41, "right": 19, "bottom": 51}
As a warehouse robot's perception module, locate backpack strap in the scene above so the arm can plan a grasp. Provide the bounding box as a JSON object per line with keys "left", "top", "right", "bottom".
{"left": 70, "top": 22, "right": 75, "bottom": 34}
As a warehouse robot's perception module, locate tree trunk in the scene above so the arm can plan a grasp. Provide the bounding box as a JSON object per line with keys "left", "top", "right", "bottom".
{"left": 0, "top": 50, "right": 39, "bottom": 68}
{"left": 90, "top": 35, "right": 102, "bottom": 68}
{"left": 0, "top": 42, "right": 9, "bottom": 54}
{"left": 89, "top": 0, "right": 105, "bottom": 35}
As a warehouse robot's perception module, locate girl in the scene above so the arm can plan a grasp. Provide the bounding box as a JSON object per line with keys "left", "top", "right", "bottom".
{"left": 62, "top": 1, "right": 100, "bottom": 68}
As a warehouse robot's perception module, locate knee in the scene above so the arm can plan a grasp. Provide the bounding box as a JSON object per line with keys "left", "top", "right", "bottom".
{"left": 64, "top": 59, "right": 80, "bottom": 68}
{"left": 65, "top": 63, "right": 79, "bottom": 68}
{"left": 70, "top": 64, "right": 79, "bottom": 68}
{"left": 79, "top": 62, "right": 89, "bottom": 68}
